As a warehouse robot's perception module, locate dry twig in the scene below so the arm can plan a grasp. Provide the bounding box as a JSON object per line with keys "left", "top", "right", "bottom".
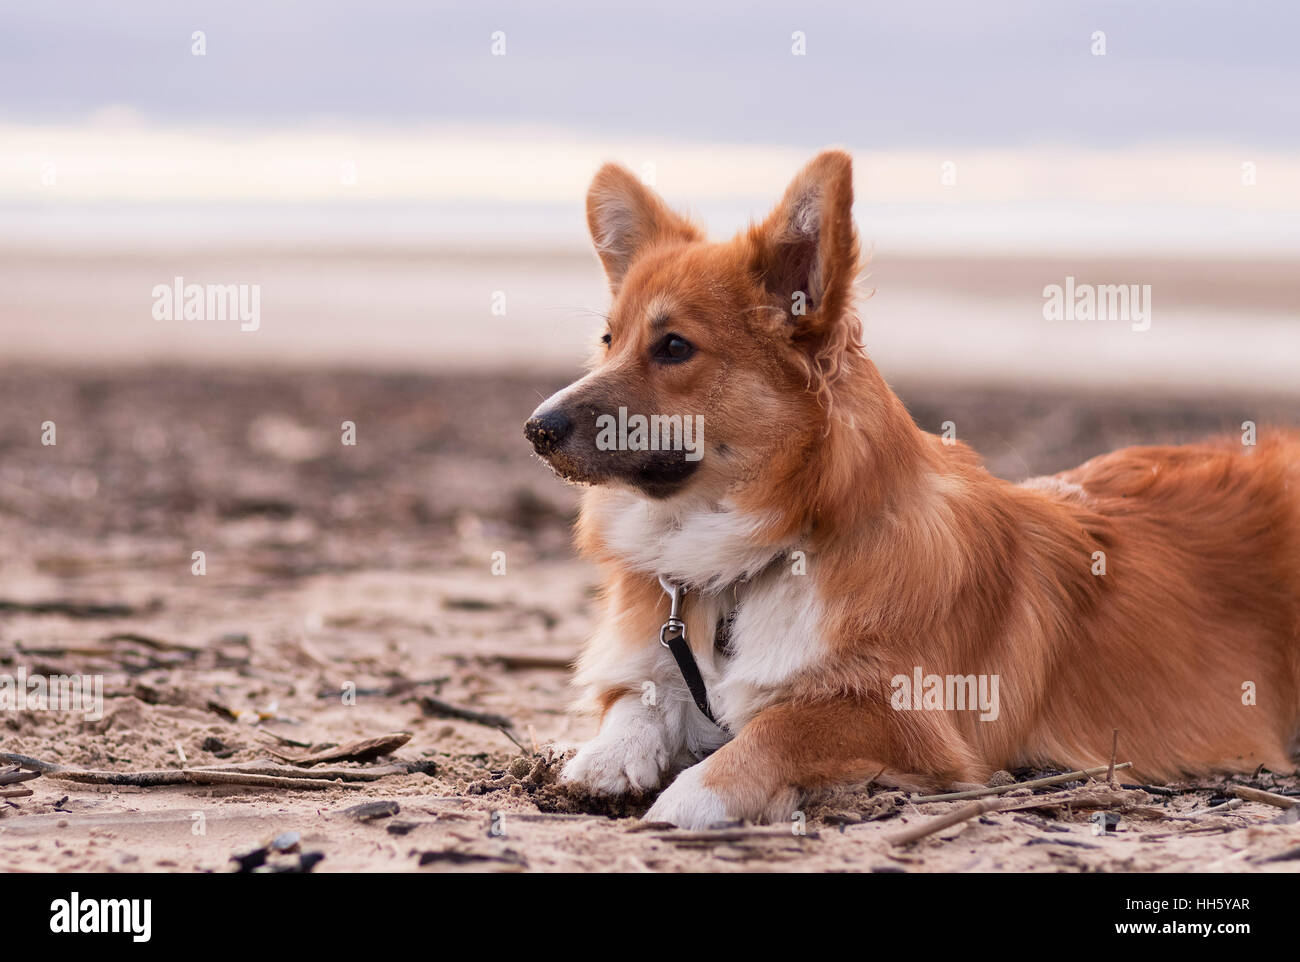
{"left": 889, "top": 784, "right": 1152, "bottom": 846}
{"left": 274, "top": 731, "right": 412, "bottom": 766}
{"left": 1228, "top": 785, "right": 1297, "bottom": 809}
{"left": 910, "top": 763, "right": 1132, "bottom": 803}
{"left": 416, "top": 696, "right": 513, "bottom": 729}
{"left": 889, "top": 797, "right": 1023, "bottom": 845}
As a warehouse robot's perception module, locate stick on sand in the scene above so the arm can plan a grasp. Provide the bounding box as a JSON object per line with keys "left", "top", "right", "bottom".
{"left": 889, "top": 784, "right": 1143, "bottom": 846}
{"left": 888, "top": 797, "right": 1022, "bottom": 846}
{"left": 910, "top": 763, "right": 1132, "bottom": 803}
{"left": 1229, "top": 785, "right": 1297, "bottom": 809}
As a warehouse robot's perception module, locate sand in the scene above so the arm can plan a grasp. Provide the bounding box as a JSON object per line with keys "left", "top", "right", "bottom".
{"left": 1, "top": 365, "right": 1299, "bottom": 873}
{"left": 3, "top": 249, "right": 1299, "bottom": 396}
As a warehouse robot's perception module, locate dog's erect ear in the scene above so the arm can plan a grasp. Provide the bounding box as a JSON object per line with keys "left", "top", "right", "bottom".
{"left": 586, "top": 164, "right": 701, "bottom": 294}
{"left": 750, "top": 150, "right": 859, "bottom": 343}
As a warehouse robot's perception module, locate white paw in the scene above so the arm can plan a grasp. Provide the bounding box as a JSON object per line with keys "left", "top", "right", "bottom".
{"left": 560, "top": 701, "right": 670, "bottom": 795}
{"left": 561, "top": 738, "right": 668, "bottom": 795}
{"left": 644, "top": 763, "right": 729, "bottom": 829}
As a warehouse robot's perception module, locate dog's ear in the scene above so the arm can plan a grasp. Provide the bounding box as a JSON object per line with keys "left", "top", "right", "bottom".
{"left": 750, "top": 150, "right": 859, "bottom": 345}
{"left": 587, "top": 164, "right": 701, "bottom": 294}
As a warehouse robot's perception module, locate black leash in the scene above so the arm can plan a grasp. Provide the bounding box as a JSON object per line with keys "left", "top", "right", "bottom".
{"left": 657, "top": 576, "right": 727, "bottom": 730}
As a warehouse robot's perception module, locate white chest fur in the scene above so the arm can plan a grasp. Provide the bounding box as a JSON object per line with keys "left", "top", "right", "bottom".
{"left": 592, "top": 491, "right": 787, "bottom": 591}
{"left": 708, "top": 565, "right": 826, "bottom": 729}
{"left": 592, "top": 491, "right": 827, "bottom": 732}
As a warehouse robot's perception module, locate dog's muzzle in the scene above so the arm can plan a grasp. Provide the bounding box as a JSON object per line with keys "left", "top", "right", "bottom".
{"left": 524, "top": 409, "right": 573, "bottom": 456}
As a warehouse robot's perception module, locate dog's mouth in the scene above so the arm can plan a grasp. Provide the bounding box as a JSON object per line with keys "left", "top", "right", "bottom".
{"left": 534, "top": 447, "right": 604, "bottom": 487}
{"left": 626, "top": 453, "right": 699, "bottom": 499}
{"left": 533, "top": 445, "right": 700, "bottom": 500}
{"left": 525, "top": 402, "right": 704, "bottom": 499}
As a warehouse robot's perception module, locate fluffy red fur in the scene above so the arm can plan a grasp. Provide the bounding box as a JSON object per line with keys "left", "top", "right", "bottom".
{"left": 530, "top": 150, "right": 1300, "bottom": 824}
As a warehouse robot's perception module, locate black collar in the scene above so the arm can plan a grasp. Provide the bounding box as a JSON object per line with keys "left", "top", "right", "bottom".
{"left": 655, "top": 553, "right": 788, "bottom": 731}
{"left": 657, "top": 577, "right": 727, "bottom": 730}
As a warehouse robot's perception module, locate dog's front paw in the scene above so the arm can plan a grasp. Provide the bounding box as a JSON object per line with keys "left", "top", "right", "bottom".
{"left": 559, "top": 701, "right": 671, "bottom": 795}
{"left": 561, "top": 738, "right": 667, "bottom": 795}
{"left": 644, "top": 763, "right": 730, "bottom": 829}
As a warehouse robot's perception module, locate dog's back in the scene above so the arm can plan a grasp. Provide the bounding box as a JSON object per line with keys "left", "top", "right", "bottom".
{"left": 1010, "top": 432, "right": 1300, "bottom": 779}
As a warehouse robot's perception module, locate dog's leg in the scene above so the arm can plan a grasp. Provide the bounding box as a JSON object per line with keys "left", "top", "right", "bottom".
{"left": 560, "top": 692, "right": 676, "bottom": 795}
{"left": 646, "top": 697, "right": 973, "bottom": 829}
{"left": 560, "top": 568, "right": 727, "bottom": 795}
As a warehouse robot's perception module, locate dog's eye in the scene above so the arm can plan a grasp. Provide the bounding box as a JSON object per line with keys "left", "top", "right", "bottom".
{"left": 653, "top": 333, "right": 694, "bottom": 364}
{"left": 601, "top": 332, "right": 612, "bottom": 346}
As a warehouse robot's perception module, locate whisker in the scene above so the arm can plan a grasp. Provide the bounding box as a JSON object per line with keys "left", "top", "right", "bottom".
{"left": 543, "top": 305, "right": 607, "bottom": 315}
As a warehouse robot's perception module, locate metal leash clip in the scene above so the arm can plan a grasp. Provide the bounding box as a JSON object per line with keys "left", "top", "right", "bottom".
{"left": 657, "top": 574, "right": 686, "bottom": 648}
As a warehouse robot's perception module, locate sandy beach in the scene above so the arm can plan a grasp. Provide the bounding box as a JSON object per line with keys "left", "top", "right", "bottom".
{"left": 2, "top": 362, "right": 1299, "bottom": 872}
{"left": 2, "top": 248, "right": 1298, "bottom": 395}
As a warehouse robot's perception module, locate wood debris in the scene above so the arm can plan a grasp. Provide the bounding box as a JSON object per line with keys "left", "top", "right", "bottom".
{"left": 273, "top": 731, "right": 413, "bottom": 766}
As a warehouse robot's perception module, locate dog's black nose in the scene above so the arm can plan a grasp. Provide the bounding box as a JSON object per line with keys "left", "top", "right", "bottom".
{"left": 525, "top": 410, "right": 573, "bottom": 455}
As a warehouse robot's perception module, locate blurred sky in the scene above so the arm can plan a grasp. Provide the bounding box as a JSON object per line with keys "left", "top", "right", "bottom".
{"left": 1, "top": 2, "right": 1296, "bottom": 384}
{"left": 4, "top": 0, "right": 1300, "bottom": 147}
{"left": 4, "top": 0, "right": 1300, "bottom": 256}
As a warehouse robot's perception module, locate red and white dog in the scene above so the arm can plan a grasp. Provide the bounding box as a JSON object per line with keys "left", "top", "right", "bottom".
{"left": 525, "top": 150, "right": 1300, "bottom": 829}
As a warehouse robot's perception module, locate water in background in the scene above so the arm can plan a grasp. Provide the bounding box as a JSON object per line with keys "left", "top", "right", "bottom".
{"left": 3, "top": 200, "right": 1297, "bottom": 394}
